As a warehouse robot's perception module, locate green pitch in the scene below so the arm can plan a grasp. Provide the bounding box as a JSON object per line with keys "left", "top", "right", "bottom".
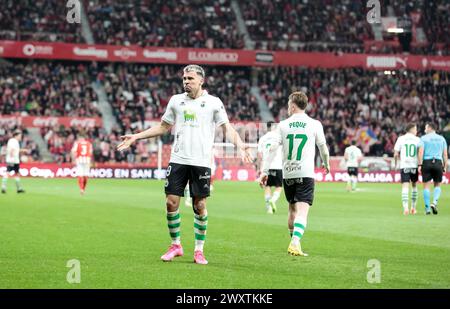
{"left": 0, "top": 178, "right": 449, "bottom": 288}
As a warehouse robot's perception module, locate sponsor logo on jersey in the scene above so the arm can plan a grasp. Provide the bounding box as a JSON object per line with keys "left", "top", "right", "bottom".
{"left": 183, "top": 109, "right": 196, "bottom": 122}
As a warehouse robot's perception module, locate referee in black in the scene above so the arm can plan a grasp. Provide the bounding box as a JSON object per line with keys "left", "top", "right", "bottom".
{"left": 418, "top": 123, "right": 448, "bottom": 215}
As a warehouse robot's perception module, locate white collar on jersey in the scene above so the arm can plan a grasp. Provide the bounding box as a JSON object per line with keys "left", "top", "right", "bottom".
{"left": 184, "top": 89, "right": 208, "bottom": 100}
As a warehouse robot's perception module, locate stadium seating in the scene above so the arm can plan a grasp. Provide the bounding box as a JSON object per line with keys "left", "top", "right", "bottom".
{"left": 85, "top": 0, "right": 244, "bottom": 49}
{"left": 0, "top": 60, "right": 101, "bottom": 117}
{"left": 1, "top": 0, "right": 447, "bottom": 55}
{"left": 240, "top": 0, "right": 372, "bottom": 53}
{"left": 257, "top": 66, "right": 449, "bottom": 156}
{"left": 101, "top": 63, "right": 259, "bottom": 131}
{"left": 0, "top": 0, "right": 84, "bottom": 42}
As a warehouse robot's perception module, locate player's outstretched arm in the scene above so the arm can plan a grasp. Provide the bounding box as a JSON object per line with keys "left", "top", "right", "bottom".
{"left": 318, "top": 143, "right": 330, "bottom": 174}
{"left": 221, "top": 123, "right": 253, "bottom": 163}
{"left": 117, "top": 121, "right": 172, "bottom": 152}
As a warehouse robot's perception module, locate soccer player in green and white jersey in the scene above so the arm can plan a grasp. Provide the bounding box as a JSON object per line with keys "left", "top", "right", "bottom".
{"left": 394, "top": 123, "right": 421, "bottom": 215}
{"left": 118, "top": 64, "right": 252, "bottom": 265}
{"left": 259, "top": 91, "right": 330, "bottom": 257}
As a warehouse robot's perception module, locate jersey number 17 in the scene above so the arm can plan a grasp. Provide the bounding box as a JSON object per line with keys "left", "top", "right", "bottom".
{"left": 287, "top": 134, "right": 308, "bottom": 160}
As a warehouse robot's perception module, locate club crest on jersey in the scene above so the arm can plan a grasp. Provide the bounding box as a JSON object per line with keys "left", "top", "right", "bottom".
{"left": 180, "top": 101, "right": 185, "bottom": 106}
{"left": 183, "top": 109, "right": 196, "bottom": 122}
{"left": 201, "top": 102, "right": 205, "bottom": 108}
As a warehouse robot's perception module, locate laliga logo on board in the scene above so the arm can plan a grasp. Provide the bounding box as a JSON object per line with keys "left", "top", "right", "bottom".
{"left": 0, "top": 46, "right": 4, "bottom": 55}
{"left": 422, "top": 58, "right": 428, "bottom": 68}
{"left": 23, "top": 44, "right": 36, "bottom": 56}
{"left": 113, "top": 48, "right": 137, "bottom": 60}
{"left": 23, "top": 44, "right": 53, "bottom": 56}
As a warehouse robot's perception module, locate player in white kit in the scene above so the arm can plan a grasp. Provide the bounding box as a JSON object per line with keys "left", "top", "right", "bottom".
{"left": 2, "top": 130, "right": 26, "bottom": 194}
{"left": 259, "top": 92, "right": 330, "bottom": 257}
{"left": 344, "top": 141, "right": 363, "bottom": 192}
{"left": 258, "top": 121, "right": 283, "bottom": 214}
{"left": 118, "top": 64, "right": 253, "bottom": 265}
{"left": 394, "top": 123, "right": 421, "bottom": 215}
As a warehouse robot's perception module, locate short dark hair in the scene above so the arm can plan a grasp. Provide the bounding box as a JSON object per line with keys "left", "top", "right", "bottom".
{"left": 426, "top": 122, "right": 436, "bottom": 130}
{"left": 405, "top": 123, "right": 416, "bottom": 133}
{"left": 351, "top": 140, "right": 357, "bottom": 145}
{"left": 267, "top": 121, "right": 275, "bottom": 130}
{"left": 13, "top": 130, "right": 22, "bottom": 137}
{"left": 288, "top": 91, "right": 308, "bottom": 110}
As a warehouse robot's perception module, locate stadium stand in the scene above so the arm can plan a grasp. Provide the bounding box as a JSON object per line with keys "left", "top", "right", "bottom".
{"left": 0, "top": 0, "right": 84, "bottom": 42}
{"left": 0, "top": 1, "right": 448, "bottom": 166}
{"left": 0, "top": 60, "right": 101, "bottom": 117}
{"left": 85, "top": 0, "right": 244, "bottom": 49}
{"left": 101, "top": 63, "right": 259, "bottom": 131}
{"left": 240, "top": 0, "right": 372, "bottom": 53}
{"left": 257, "top": 67, "right": 449, "bottom": 155}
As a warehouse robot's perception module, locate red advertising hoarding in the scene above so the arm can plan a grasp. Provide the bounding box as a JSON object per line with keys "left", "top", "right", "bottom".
{"left": 0, "top": 116, "right": 102, "bottom": 128}
{"left": 0, "top": 40, "right": 449, "bottom": 71}
{"left": 1, "top": 163, "right": 448, "bottom": 184}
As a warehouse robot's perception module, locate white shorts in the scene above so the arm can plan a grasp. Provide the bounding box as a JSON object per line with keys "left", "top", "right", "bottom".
{"left": 76, "top": 163, "right": 91, "bottom": 177}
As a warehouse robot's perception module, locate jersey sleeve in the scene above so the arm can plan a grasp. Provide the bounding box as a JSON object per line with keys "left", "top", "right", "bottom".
{"left": 214, "top": 98, "right": 229, "bottom": 127}
{"left": 161, "top": 96, "right": 176, "bottom": 125}
{"left": 272, "top": 126, "right": 282, "bottom": 147}
{"left": 315, "top": 121, "right": 326, "bottom": 146}
{"left": 443, "top": 137, "right": 448, "bottom": 150}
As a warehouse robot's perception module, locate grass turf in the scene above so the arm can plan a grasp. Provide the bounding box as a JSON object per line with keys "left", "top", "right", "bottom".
{"left": 0, "top": 178, "right": 449, "bottom": 288}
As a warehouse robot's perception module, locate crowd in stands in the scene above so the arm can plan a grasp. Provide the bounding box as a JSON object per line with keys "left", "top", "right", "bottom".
{"left": 0, "top": 124, "right": 40, "bottom": 163}
{"left": 85, "top": 0, "right": 244, "bottom": 49}
{"left": 0, "top": 60, "right": 101, "bottom": 117}
{"left": 2, "top": 57, "right": 448, "bottom": 164}
{"left": 1, "top": 0, "right": 448, "bottom": 55}
{"left": 257, "top": 66, "right": 449, "bottom": 156}
{"left": 41, "top": 124, "right": 161, "bottom": 165}
{"left": 241, "top": 0, "right": 373, "bottom": 52}
{"left": 100, "top": 63, "right": 259, "bottom": 134}
{"left": 0, "top": 0, "right": 84, "bottom": 43}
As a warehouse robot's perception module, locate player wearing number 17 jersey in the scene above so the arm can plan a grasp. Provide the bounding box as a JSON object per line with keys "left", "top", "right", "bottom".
{"left": 71, "top": 134, "right": 93, "bottom": 195}
{"left": 394, "top": 123, "right": 420, "bottom": 215}
{"left": 259, "top": 92, "right": 330, "bottom": 257}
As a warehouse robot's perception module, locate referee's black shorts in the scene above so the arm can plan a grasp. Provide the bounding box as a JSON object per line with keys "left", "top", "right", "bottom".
{"left": 422, "top": 159, "right": 444, "bottom": 183}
